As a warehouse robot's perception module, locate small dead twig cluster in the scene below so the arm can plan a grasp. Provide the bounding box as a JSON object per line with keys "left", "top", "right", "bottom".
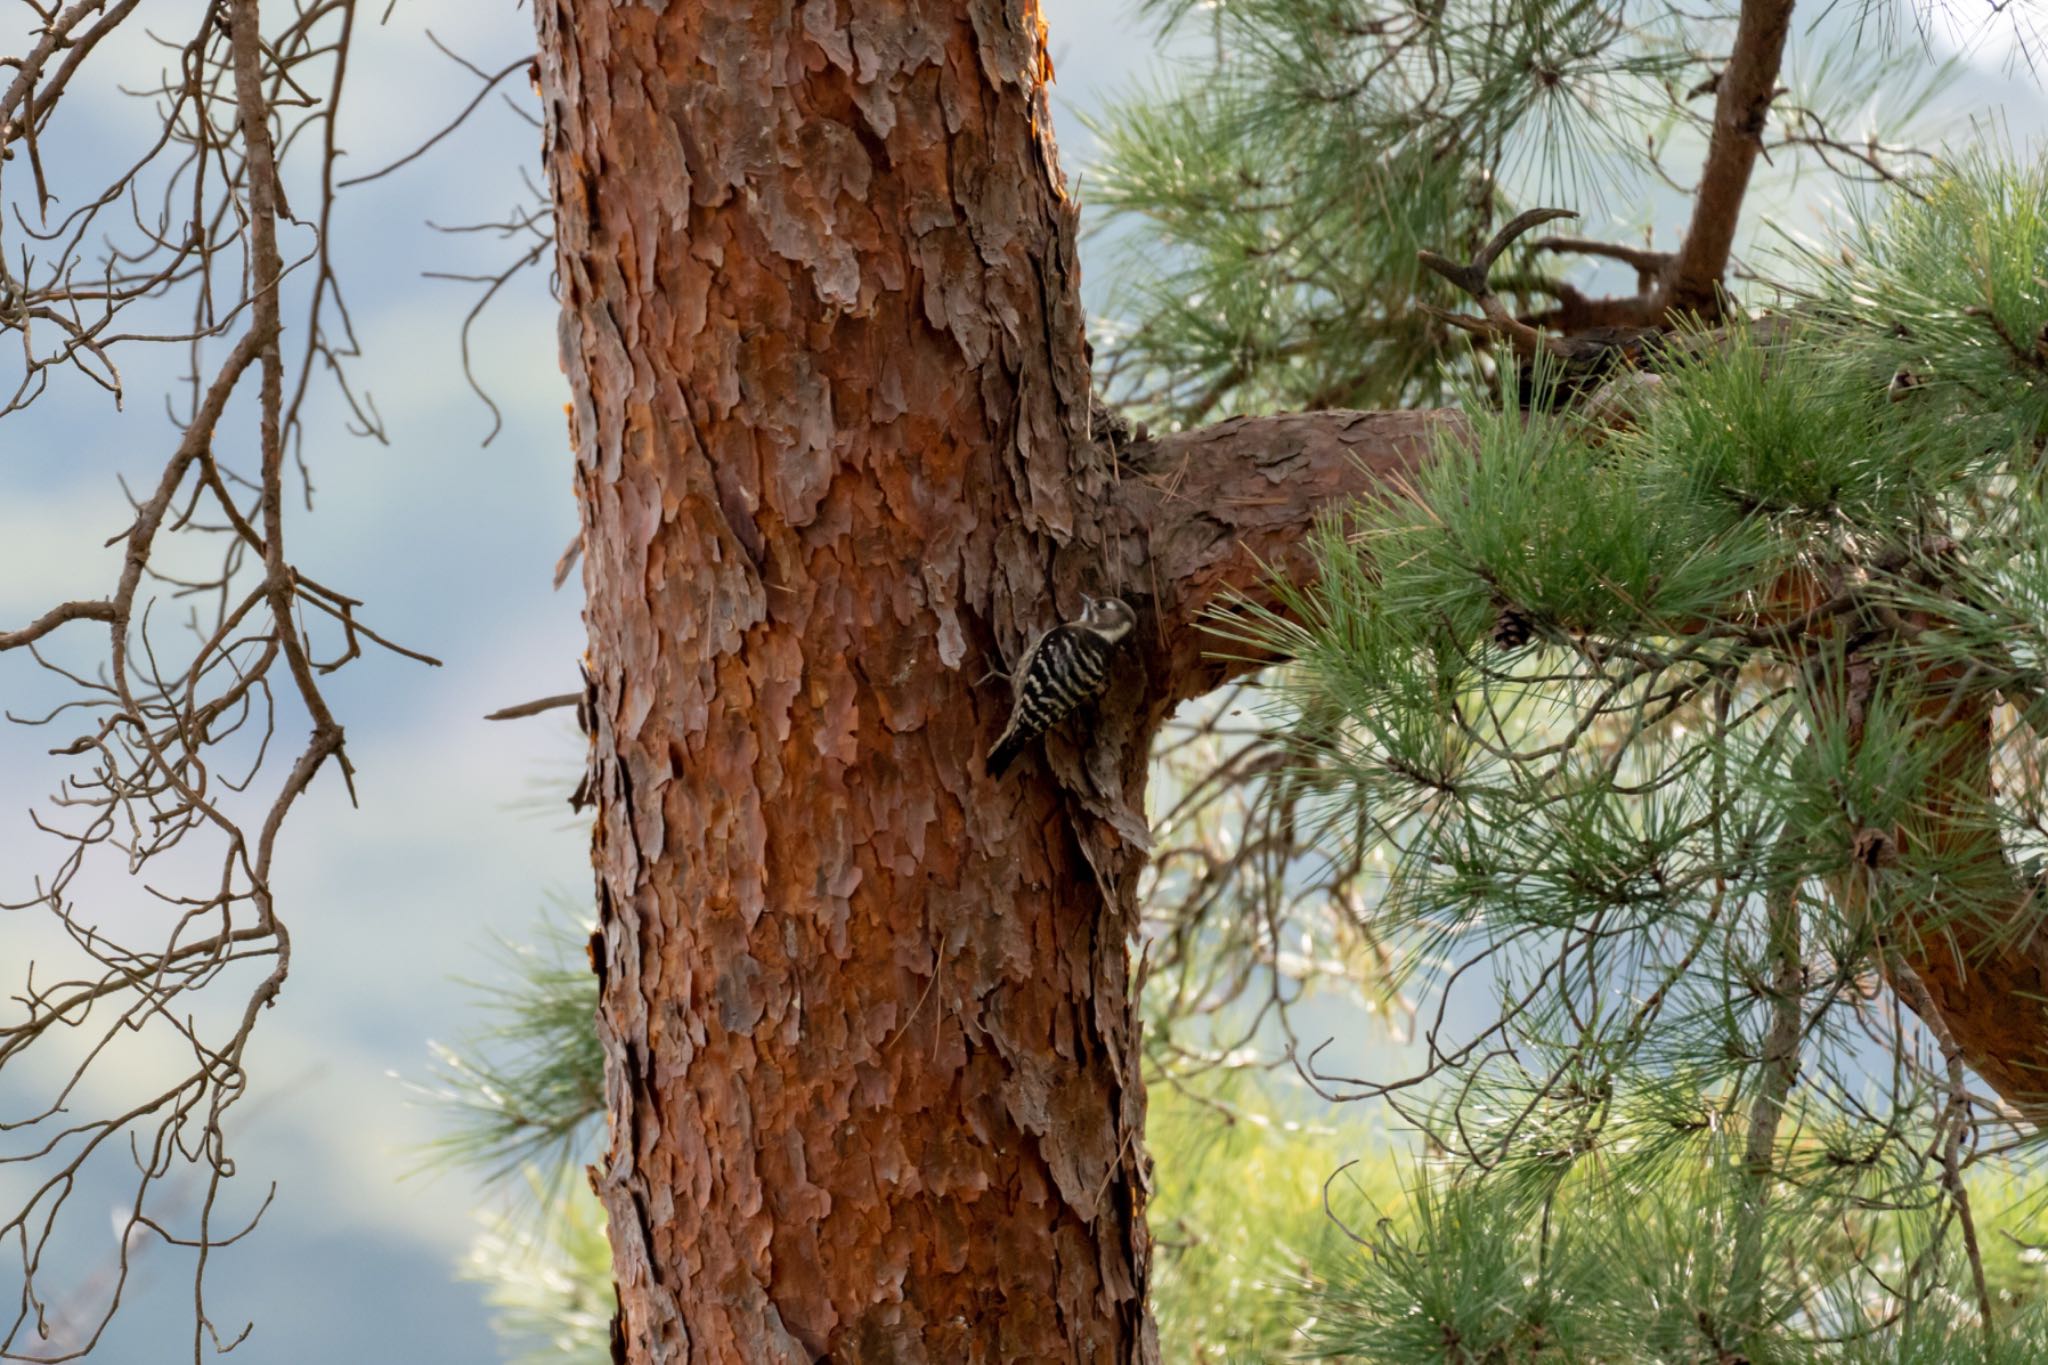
{"left": 1138, "top": 681, "right": 1415, "bottom": 1104}
{"left": 364, "top": 32, "right": 552, "bottom": 448}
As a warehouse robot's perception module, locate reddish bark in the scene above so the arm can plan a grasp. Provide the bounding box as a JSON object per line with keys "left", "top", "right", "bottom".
{"left": 1098, "top": 411, "right": 1447, "bottom": 710}
{"left": 533, "top": 0, "right": 1452, "bottom": 1357}
{"left": 1890, "top": 690, "right": 2048, "bottom": 1117}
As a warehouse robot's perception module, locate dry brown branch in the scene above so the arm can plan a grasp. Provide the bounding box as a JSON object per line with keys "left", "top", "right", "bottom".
{"left": 484, "top": 692, "right": 580, "bottom": 722}
{"left": 1534, "top": 235, "right": 1673, "bottom": 283}
{"left": 1417, "top": 207, "right": 1581, "bottom": 360}
{"left": 1771, "top": 102, "right": 1941, "bottom": 199}
{"left": 0, "top": 600, "right": 117, "bottom": 651}
{"left": 0, "top": 2, "right": 439, "bottom": 1357}
{"left": 1136, "top": 681, "right": 1416, "bottom": 1097}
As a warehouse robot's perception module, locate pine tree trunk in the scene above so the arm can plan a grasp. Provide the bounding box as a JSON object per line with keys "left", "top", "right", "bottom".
{"left": 535, "top": 1, "right": 1154, "bottom": 1357}
{"left": 532, "top": 10, "right": 1447, "bottom": 1357}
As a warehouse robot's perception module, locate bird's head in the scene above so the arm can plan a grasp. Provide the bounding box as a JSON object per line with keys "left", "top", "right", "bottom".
{"left": 1077, "top": 595, "right": 1137, "bottom": 644}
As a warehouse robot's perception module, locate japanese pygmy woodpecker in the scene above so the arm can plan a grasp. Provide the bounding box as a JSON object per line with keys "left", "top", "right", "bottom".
{"left": 985, "top": 595, "right": 1138, "bottom": 778}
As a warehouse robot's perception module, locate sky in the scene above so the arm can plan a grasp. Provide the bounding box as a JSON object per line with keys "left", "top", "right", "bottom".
{"left": 0, "top": 2, "right": 2042, "bottom": 1362}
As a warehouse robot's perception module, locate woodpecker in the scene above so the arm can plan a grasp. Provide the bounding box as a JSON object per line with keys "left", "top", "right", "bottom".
{"left": 985, "top": 595, "right": 1137, "bottom": 779}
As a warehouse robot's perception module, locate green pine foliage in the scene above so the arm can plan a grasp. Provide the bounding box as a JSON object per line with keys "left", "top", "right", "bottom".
{"left": 420, "top": 903, "right": 606, "bottom": 1190}
{"left": 1146, "top": 1086, "right": 1404, "bottom": 1361}
{"left": 1298, "top": 1149, "right": 2048, "bottom": 1363}
{"left": 1225, "top": 153, "right": 2048, "bottom": 1356}
{"left": 1088, "top": 0, "right": 1696, "bottom": 419}
{"left": 1167, "top": 1081, "right": 2048, "bottom": 1362}
{"left": 1086, "top": 0, "right": 1987, "bottom": 428}
{"left": 458, "top": 1173, "right": 616, "bottom": 1365}
{"left": 422, "top": 907, "right": 613, "bottom": 1360}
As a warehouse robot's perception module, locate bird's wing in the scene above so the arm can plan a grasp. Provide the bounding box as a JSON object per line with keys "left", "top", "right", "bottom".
{"left": 986, "top": 624, "right": 1051, "bottom": 758}
{"left": 1006, "top": 624, "right": 1050, "bottom": 693}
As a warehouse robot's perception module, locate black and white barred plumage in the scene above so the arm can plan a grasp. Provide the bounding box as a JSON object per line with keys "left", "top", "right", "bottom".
{"left": 985, "top": 596, "right": 1137, "bottom": 779}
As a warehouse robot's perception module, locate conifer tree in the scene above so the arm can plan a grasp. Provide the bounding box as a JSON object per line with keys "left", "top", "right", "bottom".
{"left": 443, "top": 0, "right": 2048, "bottom": 1358}
{"left": 10, "top": 0, "right": 2048, "bottom": 1357}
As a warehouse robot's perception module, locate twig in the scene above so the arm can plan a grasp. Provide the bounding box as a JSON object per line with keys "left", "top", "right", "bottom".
{"left": 485, "top": 692, "right": 581, "bottom": 722}
{"left": 1417, "top": 208, "right": 1580, "bottom": 359}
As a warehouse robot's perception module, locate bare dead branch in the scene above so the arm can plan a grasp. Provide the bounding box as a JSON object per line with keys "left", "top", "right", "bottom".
{"left": 485, "top": 692, "right": 579, "bottom": 722}
{"left": 1417, "top": 208, "right": 1580, "bottom": 359}
{"left": 0, "top": 1, "right": 437, "bottom": 1357}
{"left": 553, "top": 529, "right": 582, "bottom": 589}
{"left": 336, "top": 50, "right": 533, "bottom": 188}
{"left": 0, "top": 600, "right": 116, "bottom": 651}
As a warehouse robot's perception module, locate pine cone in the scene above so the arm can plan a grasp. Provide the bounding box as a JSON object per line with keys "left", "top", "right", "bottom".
{"left": 1492, "top": 603, "right": 1536, "bottom": 650}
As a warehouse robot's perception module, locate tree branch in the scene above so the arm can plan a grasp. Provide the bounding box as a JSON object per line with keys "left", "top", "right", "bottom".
{"left": 1535, "top": 235, "right": 1672, "bottom": 284}
{"left": 1417, "top": 208, "right": 1579, "bottom": 359}
{"left": 1103, "top": 397, "right": 2048, "bottom": 1131}
{"left": 1099, "top": 408, "right": 1457, "bottom": 713}
{"left": 0, "top": 598, "right": 115, "bottom": 651}
{"left": 1662, "top": 0, "right": 1796, "bottom": 317}
{"left": 485, "top": 692, "right": 580, "bottom": 721}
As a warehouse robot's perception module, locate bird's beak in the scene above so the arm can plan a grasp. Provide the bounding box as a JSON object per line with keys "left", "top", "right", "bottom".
{"left": 1080, "top": 592, "right": 1096, "bottom": 609}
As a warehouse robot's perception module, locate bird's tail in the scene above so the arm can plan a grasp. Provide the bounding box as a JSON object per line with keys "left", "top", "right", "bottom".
{"left": 985, "top": 734, "right": 1023, "bottom": 778}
